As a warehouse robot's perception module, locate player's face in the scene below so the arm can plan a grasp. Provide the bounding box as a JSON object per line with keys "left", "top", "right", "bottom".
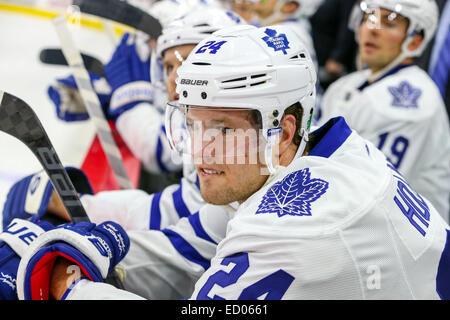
{"left": 232, "top": 0, "right": 256, "bottom": 22}
{"left": 254, "top": 0, "right": 279, "bottom": 19}
{"left": 163, "top": 44, "right": 197, "bottom": 101}
{"left": 358, "top": 8, "right": 409, "bottom": 72}
{"left": 186, "top": 107, "right": 269, "bottom": 205}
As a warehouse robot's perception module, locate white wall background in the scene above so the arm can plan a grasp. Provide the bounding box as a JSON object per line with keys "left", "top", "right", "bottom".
{"left": 0, "top": 0, "right": 119, "bottom": 215}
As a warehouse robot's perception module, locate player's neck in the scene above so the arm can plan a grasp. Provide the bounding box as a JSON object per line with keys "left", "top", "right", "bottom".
{"left": 279, "top": 143, "right": 300, "bottom": 167}
{"left": 368, "top": 58, "right": 414, "bottom": 82}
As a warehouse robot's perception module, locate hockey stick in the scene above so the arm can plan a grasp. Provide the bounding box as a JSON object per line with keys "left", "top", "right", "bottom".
{"left": 53, "top": 15, "right": 134, "bottom": 190}
{"left": 0, "top": 91, "right": 88, "bottom": 223}
{"left": 39, "top": 48, "right": 105, "bottom": 76}
{"left": 0, "top": 90, "right": 126, "bottom": 289}
{"left": 72, "top": 0, "right": 162, "bottom": 39}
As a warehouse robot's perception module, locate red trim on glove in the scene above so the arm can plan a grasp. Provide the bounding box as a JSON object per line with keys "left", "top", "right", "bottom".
{"left": 30, "top": 252, "right": 94, "bottom": 300}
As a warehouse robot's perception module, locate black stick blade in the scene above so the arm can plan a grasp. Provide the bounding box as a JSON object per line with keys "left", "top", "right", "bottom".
{"left": 0, "top": 92, "right": 46, "bottom": 150}
{"left": 39, "top": 48, "right": 105, "bottom": 76}
{"left": 0, "top": 91, "right": 89, "bottom": 222}
{"left": 73, "top": 0, "right": 162, "bottom": 39}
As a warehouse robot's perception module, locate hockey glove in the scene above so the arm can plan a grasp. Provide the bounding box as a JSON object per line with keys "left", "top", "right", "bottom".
{"left": 105, "top": 32, "right": 153, "bottom": 119}
{"left": 2, "top": 167, "right": 94, "bottom": 229}
{"left": 16, "top": 220, "right": 129, "bottom": 300}
{"left": 0, "top": 217, "right": 55, "bottom": 300}
{"left": 47, "top": 72, "right": 112, "bottom": 122}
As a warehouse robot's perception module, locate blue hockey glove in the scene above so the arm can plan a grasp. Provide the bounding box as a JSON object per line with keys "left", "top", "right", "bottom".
{"left": 105, "top": 32, "right": 153, "bottom": 119}
{"left": 0, "top": 217, "right": 55, "bottom": 300}
{"left": 48, "top": 72, "right": 112, "bottom": 122}
{"left": 2, "top": 167, "right": 94, "bottom": 229}
{"left": 16, "top": 220, "right": 129, "bottom": 300}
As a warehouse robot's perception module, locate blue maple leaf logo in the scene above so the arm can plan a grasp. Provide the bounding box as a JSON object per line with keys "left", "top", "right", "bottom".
{"left": 388, "top": 81, "right": 422, "bottom": 108}
{"left": 256, "top": 168, "right": 329, "bottom": 217}
{"left": 261, "top": 28, "right": 290, "bottom": 55}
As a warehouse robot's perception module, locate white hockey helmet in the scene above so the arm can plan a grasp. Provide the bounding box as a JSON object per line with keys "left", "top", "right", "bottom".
{"left": 349, "top": 0, "right": 439, "bottom": 61}
{"left": 151, "top": 7, "right": 246, "bottom": 91}
{"left": 167, "top": 24, "right": 316, "bottom": 173}
{"left": 155, "top": 7, "right": 246, "bottom": 59}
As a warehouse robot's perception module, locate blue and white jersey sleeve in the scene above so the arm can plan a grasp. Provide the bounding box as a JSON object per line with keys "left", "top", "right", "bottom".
{"left": 116, "top": 102, "right": 183, "bottom": 174}
{"left": 81, "top": 175, "right": 205, "bottom": 231}
{"left": 64, "top": 204, "right": 233, "bottom": 300}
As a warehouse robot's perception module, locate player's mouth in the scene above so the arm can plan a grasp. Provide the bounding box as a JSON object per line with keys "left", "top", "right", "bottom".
{"left": 198, "top": 167, "right": 224, "bottom": 176}
{"left": 363, "top": 41, "right": 379, "bottom": 51}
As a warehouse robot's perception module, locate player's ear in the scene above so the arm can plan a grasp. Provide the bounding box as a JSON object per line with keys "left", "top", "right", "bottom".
{"left": 278, "top": 113, "right": 297, "bottom": 157}
{"left": 407, "top": 31, "right": 424, "bottom": 51}
{"left": 281, "top": 1, "right": 299, "bottom": 14}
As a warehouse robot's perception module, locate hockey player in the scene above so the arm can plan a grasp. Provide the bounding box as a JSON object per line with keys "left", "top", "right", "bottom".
{"left": 14, "top": 24, "right": 450, "bottom": 300}
{"left": 317, "top": 0, "right": 450, "bottom": 220}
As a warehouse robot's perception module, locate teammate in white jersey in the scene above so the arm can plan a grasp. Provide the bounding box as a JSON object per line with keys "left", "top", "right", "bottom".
{"left": 317, "top": 0, "right": 450, "bottom": 220}
{"left": 15, "top": 24, "right": 450, "bottom": 300}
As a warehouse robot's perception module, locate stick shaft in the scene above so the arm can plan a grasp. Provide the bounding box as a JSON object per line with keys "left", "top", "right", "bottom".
{"left": 52, "top": 15, "right": 133, "bottom": 190}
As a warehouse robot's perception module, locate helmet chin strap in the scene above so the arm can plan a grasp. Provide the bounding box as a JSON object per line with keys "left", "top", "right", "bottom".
{"left": 295, "top": 127, "right": 309, "bottom": 158}
{"left": 264, "top": 127, "right": 282, "bottom": 174}
{"left": 264, "top": 127, "right": 309, "bottom": 175}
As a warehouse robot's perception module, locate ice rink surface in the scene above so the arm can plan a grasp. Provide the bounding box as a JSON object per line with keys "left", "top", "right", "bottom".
{"left": 0, "top": 0, "right": 122, "bottom": 213}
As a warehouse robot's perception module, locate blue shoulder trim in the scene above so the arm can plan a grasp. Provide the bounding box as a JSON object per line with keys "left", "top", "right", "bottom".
{"left": 308, "top": 117, "right": 352, "bottom": 158}
{"left": 156, "top": 125, "right": 169, "bottom": 173}
{"left": 172, "top": 181, "right": 192, "bottom": 219}
{"left": 195, "top": 174, "right": 200, "bottom": 190}
{"left": 188, "top": 212, "right": 217, "bottom": 244}
{"left": 162, "top": 228, "right": 211, "bottom": 270}
{"left": 149, "top": 191, "right": 163, "bottom": 230}
{"left": 358, "top": 64, "right": 414, "bottom": 91}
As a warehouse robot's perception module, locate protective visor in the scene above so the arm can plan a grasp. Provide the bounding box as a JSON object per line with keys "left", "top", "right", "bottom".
{"left": 165, "top": 101, "right": 277, "bottom": 166}
{"left": 350, "top": 2, "right": 409, "bottom": 32}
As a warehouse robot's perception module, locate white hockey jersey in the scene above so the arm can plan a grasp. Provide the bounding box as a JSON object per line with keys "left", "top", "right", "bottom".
{"left": 65, "top": 117, "right": 450, "bottom": 300}
{"left": 318, "top": 64, "right": 450, "bottom": 220}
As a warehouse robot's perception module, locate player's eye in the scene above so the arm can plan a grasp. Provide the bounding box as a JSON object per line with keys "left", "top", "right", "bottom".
{"left": 165, "top": 65, "right": 174, "bottom": 79}
{"left": 221, "top": 127, "right": 233, "bottom": 135}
